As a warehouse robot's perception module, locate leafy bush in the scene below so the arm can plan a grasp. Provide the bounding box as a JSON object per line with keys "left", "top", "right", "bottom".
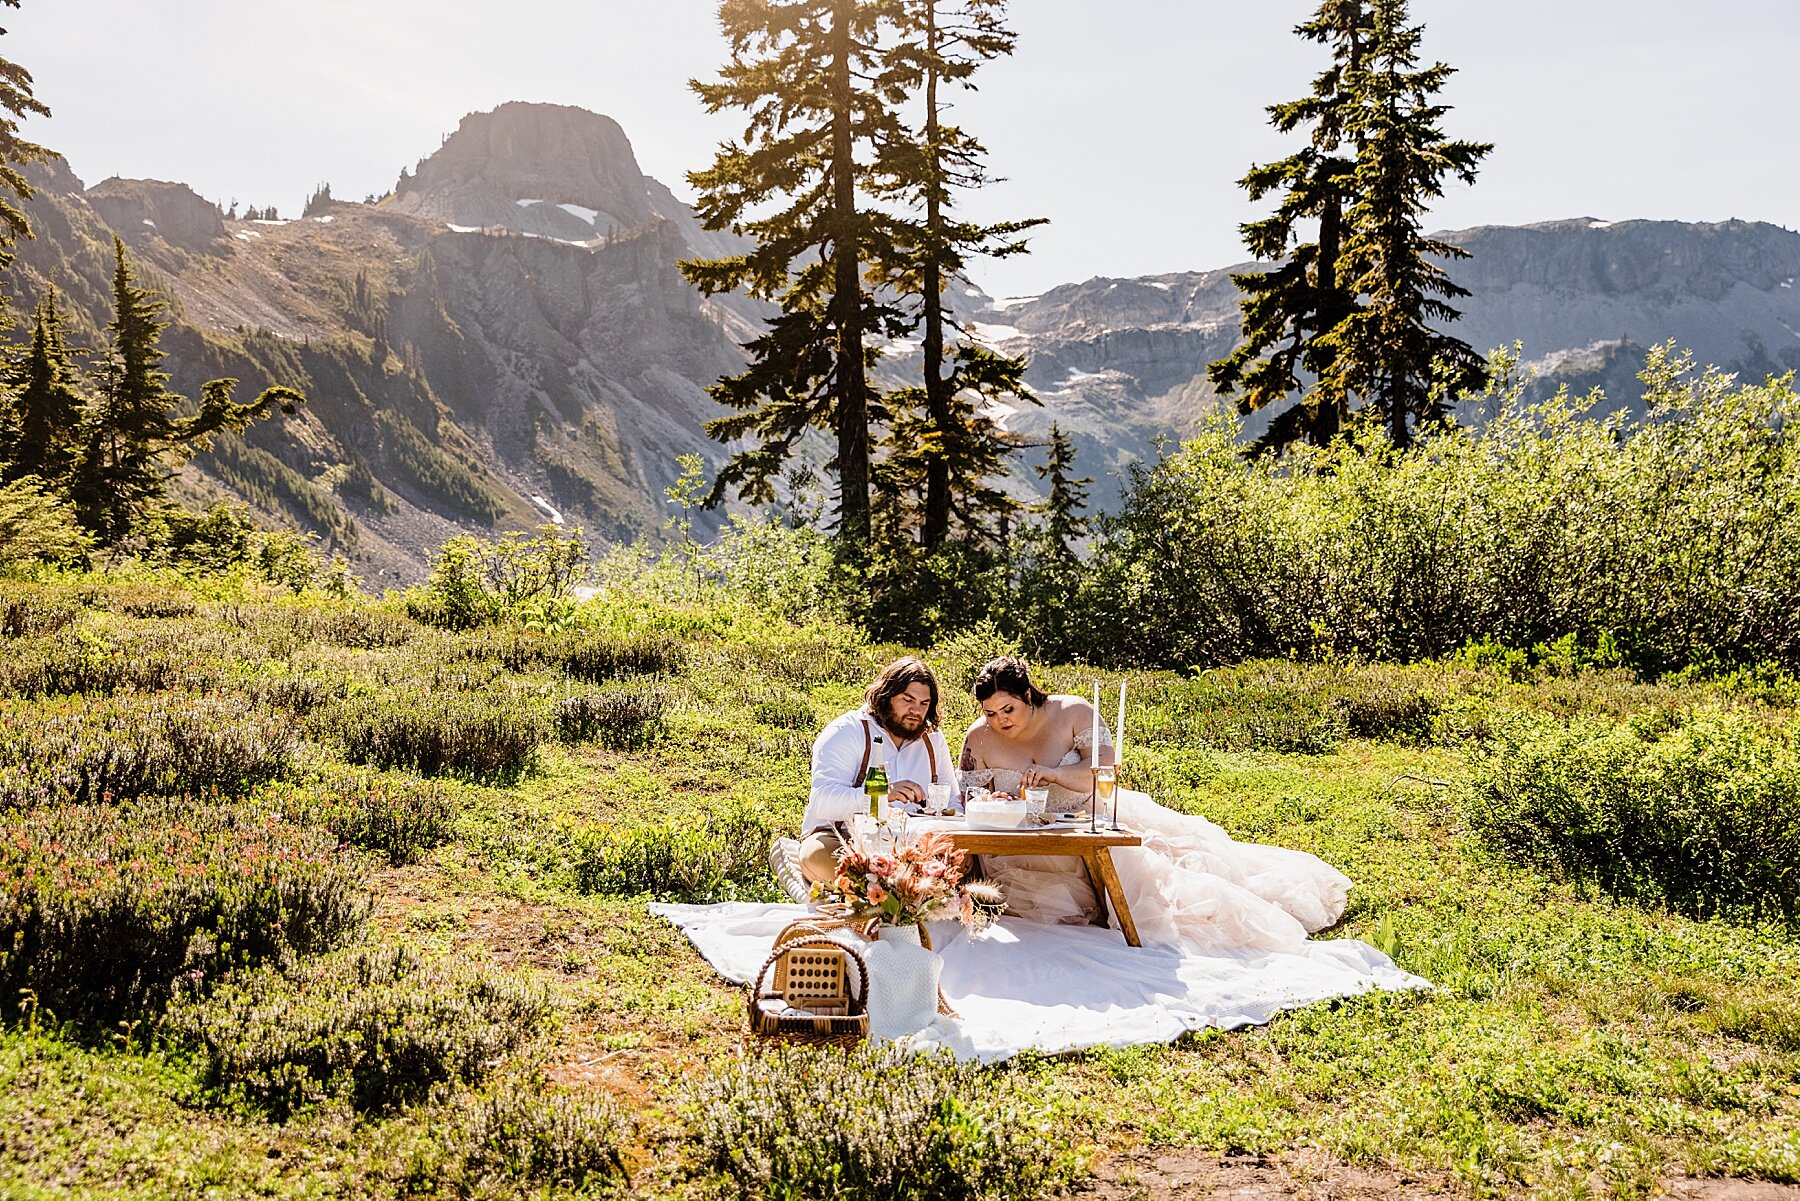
{"left": 931, "top": 619, "right": 1022, "bottom": 693}
{"left": 0, "top": 801, "right": 368, "bottom": 1028}
{"left": 555, "top": 687, "right": 668, "bottom": 748}
{"left": 0, "top": 589, "right": 78, "bottom": 639}
{"left": 686, "top": 1044, "right": 1071, "bottom": 1201}
{"left": 405, "top": 527, "right": 589, "bottom": 630}
{"left": 750, "top": 689, "right": 814, "bottom": 731}
{"left": 461, "top": 625, "right": 683, "bottom": 682}
{"left": 1462, "top": 709, "right": 1800, "bottom": 926}
{"left": 573, "top": 803, "right": 774, "bottom": 901}
{"left": 165, "top": 945, "right": 552, "bottom": 1120}
{"left": 415, "top": 1088, "right": 632, "bottom": 1194}
{"left": 0, "top": 628, "right": 230, "bottom": 698}
{"left": 259, "top": 766, "right": 459, "bottom": 865}
{"left": 0, "top": 693, "right": 297, "bottom": 806}
{"left": 1142, "top": 679, "right": 1344, "bottom": 755}
{"left": 0, "top": 476, "right": 91, "bottom": 566}
{"left": 1070, "top": 350, "right": 1800, "bottom": 673}
{"left": 324, "top": 692, "right": 547, "bottom": 782}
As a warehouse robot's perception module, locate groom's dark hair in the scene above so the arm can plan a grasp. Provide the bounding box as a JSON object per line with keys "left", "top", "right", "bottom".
{"left": 972, "top": 657, "right": 1050, "bottom": 708}
{"left": 865, "top": 656, "right": 941, "bottom": 731}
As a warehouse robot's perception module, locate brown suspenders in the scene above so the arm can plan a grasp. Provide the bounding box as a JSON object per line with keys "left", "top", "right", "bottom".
{"left": 852, "top": 716, "right": 938, "bottom": 785}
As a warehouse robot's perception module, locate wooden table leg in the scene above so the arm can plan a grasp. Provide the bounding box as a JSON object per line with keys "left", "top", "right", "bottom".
{"left": 1086, "top": 848, "right": 1141, "bottom": 947}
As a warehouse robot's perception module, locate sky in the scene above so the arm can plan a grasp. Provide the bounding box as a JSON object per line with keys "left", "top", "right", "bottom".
{"left": 8, "top": 0, "right": 1800, "bottom": 299}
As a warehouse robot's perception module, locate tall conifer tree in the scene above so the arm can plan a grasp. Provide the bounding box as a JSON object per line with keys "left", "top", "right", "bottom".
{"left": 1211, "top": 0, "right": 1488, "bottom": 450}
{"left": 1034, "top": 422, "right": 1089, "bottom": 562}
{"left": 4, "top": 286, "right": 86, "bottom": 484}
{"left": 1208, "top": 0, "right": 1367, "bottom": 450}
{"left": 877, "top": 0, "right": 1042, "bottom": 548}
{"left": 1323, "top": 0, "right": 1491, "bottom": 446}
{"left": 681, "top": 0, "right": 904, "bottom": 556}
{"left": 71, "top": 238, "right": 302, "bottom": 542}
{"left": 0, "top": 0, "right": 49, "bottom": 260}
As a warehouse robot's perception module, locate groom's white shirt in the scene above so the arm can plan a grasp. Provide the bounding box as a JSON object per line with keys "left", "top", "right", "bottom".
{"left": 803, "top": 708, "right": 955, "bottom": 834}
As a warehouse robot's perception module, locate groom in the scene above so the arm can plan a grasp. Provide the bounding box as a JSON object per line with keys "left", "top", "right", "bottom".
{"left": 797, "top": 655, "right": 956, "bottom": 884}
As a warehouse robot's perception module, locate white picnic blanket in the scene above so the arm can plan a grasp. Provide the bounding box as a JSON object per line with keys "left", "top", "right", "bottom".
{"left": 651, "top": 901, "right": 1430, "bottom": 1061}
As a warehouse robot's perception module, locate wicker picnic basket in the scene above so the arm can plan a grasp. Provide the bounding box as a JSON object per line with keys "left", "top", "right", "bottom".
{"left": 748, "top": 931, "right": 871, "bottom": 1047}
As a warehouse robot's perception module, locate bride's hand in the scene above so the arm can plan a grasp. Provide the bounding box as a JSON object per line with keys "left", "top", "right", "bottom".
{"left": 1020, "top": 764, "right": 1054, "bottom": 789}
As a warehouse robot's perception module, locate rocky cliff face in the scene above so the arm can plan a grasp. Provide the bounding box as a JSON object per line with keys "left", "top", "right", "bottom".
{"left": 11, "top": 99, "right": 1797, "bottom": 576}
{"left": 9, "top": 104, "right": 757, "bottom": 580}
{"left": 965, "top": 218, "right": 1800, "bottom": 465}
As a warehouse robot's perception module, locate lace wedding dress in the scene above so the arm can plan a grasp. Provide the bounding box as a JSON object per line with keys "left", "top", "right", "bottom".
{"left": 966, "top": 733, "right": 1350, "bottom": 955}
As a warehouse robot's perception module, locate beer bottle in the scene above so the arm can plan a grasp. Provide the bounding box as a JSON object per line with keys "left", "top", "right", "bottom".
{"left": 864, "top": 732, "right": 889, "bottom": 820}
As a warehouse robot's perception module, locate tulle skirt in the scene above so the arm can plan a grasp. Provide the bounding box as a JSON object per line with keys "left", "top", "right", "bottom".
{"left": 981, "top": 790, "right": 1351, "bottom": 955}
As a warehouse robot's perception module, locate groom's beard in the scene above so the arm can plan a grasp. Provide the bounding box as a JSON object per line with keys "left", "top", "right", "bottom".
{"left": 880, "top": 706, "right": 927, "bottom": 740}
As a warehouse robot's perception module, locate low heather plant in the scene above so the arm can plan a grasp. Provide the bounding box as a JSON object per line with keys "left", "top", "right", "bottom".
{"left": 686, "top": 1044, "right": 1071, "bottom": 1201}
{"left": 259, "top": 766, "right": 459, "bottom": 865}
{"left": 554, "top": 687, "right": 668, "bottom": 748}
{"left": 0, "top": 693, "right": 298, "bottom": 806}
{"left": 0, "top": 591, "right": 77, "bottom": 638}
{"left": 573, "top": 803, "right": 774, "bottom": 901}
{"left": 165, "top": 945, "right": 553, "bottom": 1120}
{"left": 0, "top": 801, "right": 368, "bottom": 1029}
{"left": 324, "top": 692, "right": 546, "bottom": 782}
{"left": 1463, "top": 709, "right": 1800, "bottom": 926}
{"left": 416, "top": 1088, "right": 632, "bottom": 1194}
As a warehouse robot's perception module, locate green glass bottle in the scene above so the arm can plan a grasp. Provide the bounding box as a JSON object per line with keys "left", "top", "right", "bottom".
{"left": 864, "top": 732, "right": 889, "bottom": 820}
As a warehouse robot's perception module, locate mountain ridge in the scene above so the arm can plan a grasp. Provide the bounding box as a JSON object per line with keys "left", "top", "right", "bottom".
{"left": 10, "top": 102, "right": 1798, "bottom": 577}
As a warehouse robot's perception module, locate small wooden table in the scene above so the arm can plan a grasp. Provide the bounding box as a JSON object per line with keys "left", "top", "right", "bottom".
{"left": 937, "top": 827, "right": 1145, "bottom": 947}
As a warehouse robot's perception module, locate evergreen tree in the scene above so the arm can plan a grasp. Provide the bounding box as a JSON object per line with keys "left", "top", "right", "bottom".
{"left": 0, "top": 0, "right": 49, "bottom": 258}
{"left": 878, "top": 0, "right": 1042, "bottom": 548}
{"left": 4, "top": 286, "right": 86, "bottom": 485}
{"left": 681, "top": 0, "right": 906, "bottom": 555}
{"left": 70, "top": 238, "right": 304, "bottom": 543}
{"left": 1208, "top": 0, "right": 1367, "bottom": 450}
{"left": 1034, "top": 422, "right": 1089, "bottom": 561}
{"left": 1210, "top": 0, "right": 1488, "bottom": 450}
{"left": 1323, "top": 0, "right": 1491, "bottom": 446}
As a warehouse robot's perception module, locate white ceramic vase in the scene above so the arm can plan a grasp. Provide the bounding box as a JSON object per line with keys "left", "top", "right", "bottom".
{"left": 860, "top": 922, "right": 940, "bottom": 1038}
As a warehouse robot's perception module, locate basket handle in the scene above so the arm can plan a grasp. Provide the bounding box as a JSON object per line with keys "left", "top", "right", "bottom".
{"left": 749, "top": 934, "right": 870, "bottom": 1012}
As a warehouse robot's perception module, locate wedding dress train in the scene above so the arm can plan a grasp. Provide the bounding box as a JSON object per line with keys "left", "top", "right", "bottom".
{"left": 972, "top": 750, "right": 1350, "bottom": 955}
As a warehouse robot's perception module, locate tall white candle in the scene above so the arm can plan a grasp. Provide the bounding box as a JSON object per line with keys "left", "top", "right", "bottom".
{"left": 1091, "top": 682, "right": 1100, "bottom": 767}
{"left": 1116, "top": 678, "right": 1127, "bottom": 767}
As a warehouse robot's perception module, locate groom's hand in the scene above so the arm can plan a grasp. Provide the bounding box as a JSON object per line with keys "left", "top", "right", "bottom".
{"left": 890, "top": 780, "right": 926, "bottom": 805}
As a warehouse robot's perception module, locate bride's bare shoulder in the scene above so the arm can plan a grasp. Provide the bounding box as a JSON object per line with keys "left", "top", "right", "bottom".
{"left": 1045, "top": 693, "right": 1097, "bottom": 723}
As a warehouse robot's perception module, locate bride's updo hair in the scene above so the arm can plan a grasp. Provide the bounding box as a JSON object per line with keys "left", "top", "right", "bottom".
{"left": 972, "top": 657, "right": 1049, "bottom": 708}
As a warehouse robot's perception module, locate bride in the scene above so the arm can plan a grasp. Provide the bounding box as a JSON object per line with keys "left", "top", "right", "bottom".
{"left": 957, "top": 657, "right": 1351, "bottom": 955}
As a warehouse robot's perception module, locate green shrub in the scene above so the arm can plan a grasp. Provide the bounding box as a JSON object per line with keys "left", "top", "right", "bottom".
{"left": 686, "top": 1044, "right": 1072, "bottom": 1201}
{"left": 573, "top": 803, "right": 774, "bottom": 901}
{"left": 750, "top": 690, "right": 814, "bottom": 731}
{"left": 246, "top": 666, "right": 353, "bottom": 716}
{"left": 0, "top": 590, "right": 78, "bottom": 638}
{"left": 0, "top": 476, "right": 91, "bottom": 566}
{"left": 1071, "top": 351, "right": 1800, "bottom": 673}
{"left": 932, "top": 619, "right": 1022, "bottom": 693}
{"left": 1462, "top": 709, "right": 1800, "bottom": 926}
{"left": 0, "top": 628, "right": 230, "bottom": 698}
{"left": 554, "top": 687, "right": 668, "bottom": 748}
{"left": 324, "top": 692, "right": 546, "bottom": 781}
{"left": 165, "top": 945, "right": 552, "bottom": 1120}
{"left": 560, "top": 630, "right": 684, "bottom": 683}
{"left": 0, "top": 693, "right": 297, "bottom": 807}
{"left": 259, "top": 766, "right": 459, "bottom": 865}
{"left": 1144, "top": 681, "right": 1343, "bottom": 754}
{"left": 417, "top": 1088, "right": 632, "bottom": 1194}
{"left": 0, "top": 801, "right": 368, "bottom": 1028}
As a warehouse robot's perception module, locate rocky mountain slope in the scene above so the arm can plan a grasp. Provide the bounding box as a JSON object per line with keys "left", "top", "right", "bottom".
{"left": 965, "top": 218, "right": 1800, "bottom": 476}
{"left": 10, "top": 101, "right": 1798, "bottom": 576}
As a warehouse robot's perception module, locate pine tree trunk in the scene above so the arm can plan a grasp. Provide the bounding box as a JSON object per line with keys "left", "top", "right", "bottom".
{"left": 920, "top": 3, "right": 952, "bottom": 550}
{"left": 830, "top": 0, "right": 872, "bottom": 553}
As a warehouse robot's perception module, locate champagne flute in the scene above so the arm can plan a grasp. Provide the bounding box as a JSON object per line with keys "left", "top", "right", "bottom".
{"left": 1094, "top": 764, "right": 1117, "bottom": 830}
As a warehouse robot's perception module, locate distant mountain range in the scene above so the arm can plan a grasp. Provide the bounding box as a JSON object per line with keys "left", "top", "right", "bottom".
{"left": 11, "top": 102, "right": 1800, "bottom": 579}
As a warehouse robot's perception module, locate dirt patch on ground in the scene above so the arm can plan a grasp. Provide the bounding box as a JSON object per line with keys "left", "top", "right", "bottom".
{"left": 1078, "top": 1148, "right": 1447, "bottom": 1201}
{"left": 1663, "top": 1181, "right": 1800, "bottom": 1201}
{"left": 1078, "top": 1151, "right": 1800, "bottom": 1201}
